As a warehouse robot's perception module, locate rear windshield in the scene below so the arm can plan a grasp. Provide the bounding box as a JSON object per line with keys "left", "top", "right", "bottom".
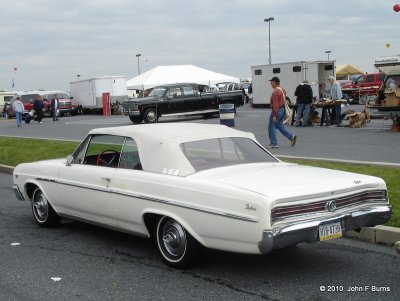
{"left": 180, "top": 137, "right": 278, "bottom": 172}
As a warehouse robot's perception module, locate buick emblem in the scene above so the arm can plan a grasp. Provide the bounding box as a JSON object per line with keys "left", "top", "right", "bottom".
{"left": 326, "top": 200, "right": 337, "bottom": 212}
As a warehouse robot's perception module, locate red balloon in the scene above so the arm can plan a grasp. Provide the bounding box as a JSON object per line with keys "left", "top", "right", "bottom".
{"left": 394, "top": 4, "right": 400, "bottom": 12}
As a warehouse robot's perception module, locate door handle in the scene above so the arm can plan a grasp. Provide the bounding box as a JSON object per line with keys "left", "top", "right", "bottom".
{"left": 101, "top": 177, "right": 111, "bottom": 182}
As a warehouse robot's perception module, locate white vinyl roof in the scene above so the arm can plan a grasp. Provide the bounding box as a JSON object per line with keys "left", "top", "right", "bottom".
{"left": 89, "top": 123, "right": 255, "bottom": 176}
{"left": 126, "top": 65, "right": 240, "bottom": 90}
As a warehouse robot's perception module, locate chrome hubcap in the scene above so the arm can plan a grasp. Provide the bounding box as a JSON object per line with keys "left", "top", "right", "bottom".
{"left": 33, "top": 192, "right": 48, "bottom": 220}
{"left": 162, "top": 220, "right": 187, "bottom": 257}
{"left": 147, "top": 111, "right": 156, "bottom": 121}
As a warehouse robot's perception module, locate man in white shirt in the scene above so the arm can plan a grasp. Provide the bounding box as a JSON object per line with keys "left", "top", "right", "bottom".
{"left": 12, "top": 97, "right": 24, "bottom": 127}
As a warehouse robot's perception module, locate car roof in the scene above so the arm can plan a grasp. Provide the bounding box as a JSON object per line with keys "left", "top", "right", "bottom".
{"left": 89, "top": 123, "right": 256, "bottom": 176}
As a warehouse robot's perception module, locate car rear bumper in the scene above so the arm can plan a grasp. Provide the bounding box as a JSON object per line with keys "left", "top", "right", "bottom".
{"left": 258, "top": 206, "right": 392, "bottom": 254}
{"left": 12, "top": 184, "right": 25, "bottom": 201}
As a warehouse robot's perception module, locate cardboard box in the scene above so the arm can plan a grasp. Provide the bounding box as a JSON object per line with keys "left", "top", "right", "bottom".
{"left": 383, "top": 89, "right": 400, "bottom": 107}
{"left": 346, "top": 112, "right": 367, "bottom": 128}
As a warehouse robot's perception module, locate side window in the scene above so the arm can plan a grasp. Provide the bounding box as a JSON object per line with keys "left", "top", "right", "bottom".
{"left": 168, "top": 87, "right": 182, "bottom": 98}
{"left": 80, "top": 135, "right": 125, "bottom": 167}
{"left": 183, "top": 85, "right": 196, "bottom": 96}
{"left": 119, "top": 138, "right": 142, "bottom": 170}
{"left": 356, "top": 76, "right": 365, "bottom": 84}
{"left": 366, "top": 75, "right": 374, "bottom": 83}
{"left": 73, "top": 135, "right": 91, "bottom": 164}
{"left": 378, "top": 73, "right": 385, "bottom": 81}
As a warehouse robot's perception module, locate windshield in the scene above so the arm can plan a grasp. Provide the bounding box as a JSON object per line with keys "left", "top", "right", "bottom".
{"left": 180, "top": 137, "right": 278, "bottom": 172}
{"left": 148, "top": 87, "right": 167, "bottom": 98}
{"left": 52, "top": 93, "right": 69, "bottom": 99}
{"left": 20, "top": 94, "right": 38, "bottom": 103}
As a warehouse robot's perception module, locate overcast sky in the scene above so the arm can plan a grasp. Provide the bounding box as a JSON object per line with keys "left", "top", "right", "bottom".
{"left": 1, "top": 0, "right": 399, "bottom": 92}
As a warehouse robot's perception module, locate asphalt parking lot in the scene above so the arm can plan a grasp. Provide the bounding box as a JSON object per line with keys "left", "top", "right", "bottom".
{"left": 0, "top": 172, "right": 399, "bottom": 301}
{"left": 0, "top": 105, "right": 399, "bottom": 165}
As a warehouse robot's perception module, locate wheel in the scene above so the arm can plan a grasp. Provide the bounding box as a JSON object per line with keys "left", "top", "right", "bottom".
{"left": 143, "top": 108, "right": 158, "bottom": 123}
{"left": 359, "top": 94, "right": 368, "bottom": 104}
{"left": 129, "top": 115, "right": 143, "bottom": 124}
{"left": 155, "top": 216, "right": 202, "bottom": 269}
{"left": 32, "top": 188, "right": 60, "bottom": 227}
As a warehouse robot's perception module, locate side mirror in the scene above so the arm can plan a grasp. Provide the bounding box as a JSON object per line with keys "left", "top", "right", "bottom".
{"left": 70, "top": 96, "right": 74, "bottom": 99}
{"left": 66, "top": 154, "right": 74, "bottom": 166}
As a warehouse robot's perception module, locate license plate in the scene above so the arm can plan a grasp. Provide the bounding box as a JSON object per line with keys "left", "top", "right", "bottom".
{"left": 319, "top": 220, "right": 342, "bottom": 241}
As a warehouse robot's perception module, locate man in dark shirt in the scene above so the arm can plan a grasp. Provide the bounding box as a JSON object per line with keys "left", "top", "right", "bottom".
{"left": 294, "top": 80, "right": 313, "bottom": 127}
{"left": 33, "top": 95, "right": 44, "bottom": 123}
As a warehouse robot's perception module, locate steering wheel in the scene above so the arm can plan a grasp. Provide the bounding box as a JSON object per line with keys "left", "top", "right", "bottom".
{"left": 96, "top": 149, "right": 119, "bottom": 167}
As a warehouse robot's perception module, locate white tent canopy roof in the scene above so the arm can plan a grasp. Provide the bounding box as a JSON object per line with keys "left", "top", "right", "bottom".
{"left": 126, "top": 65, "right": 240, "bottom": 90}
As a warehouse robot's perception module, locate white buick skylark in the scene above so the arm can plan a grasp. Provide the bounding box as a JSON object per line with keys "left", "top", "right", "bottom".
{"left": 13, "top": 123, "right": 391, "bottom": 268}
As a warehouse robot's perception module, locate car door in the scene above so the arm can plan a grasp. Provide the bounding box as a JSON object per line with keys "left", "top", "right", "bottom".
{"left": 110, "top": 137, "right": 147, "bottom": 234}
{"left": 57, "top": 134, "right": 125, "bottom": 226}
{"left": 177, "top": 85, "right": 201, "bottom": 112}
{"left": 165, "top": 86, "right": 184, "bottom": 114}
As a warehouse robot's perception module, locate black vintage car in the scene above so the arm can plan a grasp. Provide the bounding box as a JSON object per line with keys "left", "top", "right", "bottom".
{"left": 122, "top": 83, "right": 245, "bottom": 123}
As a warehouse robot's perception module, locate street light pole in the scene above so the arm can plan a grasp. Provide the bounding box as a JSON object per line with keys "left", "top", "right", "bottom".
{"left": 264, "top": 17, "right": 274, "bottom": 64}
{"left": 325, "top": 50, "right": 332, "bottom": 60}
{"left": 136, "top": 53, "right": 141, "bottom": 75}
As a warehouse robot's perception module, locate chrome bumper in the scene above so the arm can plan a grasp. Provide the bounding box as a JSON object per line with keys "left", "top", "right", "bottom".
{"left": 258, "top": 206, "right": 392, "bottom": 254}
{"left": 12, "top": 184, "right": 25, "bottom": 201}
{"left": 128, "top": 110, "right": 140, "bottom": 116}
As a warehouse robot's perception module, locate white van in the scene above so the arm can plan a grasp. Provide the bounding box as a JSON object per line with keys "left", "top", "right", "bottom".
{"left": 0, "top": 90, "right": 17, "bottom": 114}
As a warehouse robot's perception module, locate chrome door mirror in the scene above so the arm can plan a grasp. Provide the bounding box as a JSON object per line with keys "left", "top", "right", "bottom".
{"left": 66, "top": 154, "right": 74, "bottom": 166}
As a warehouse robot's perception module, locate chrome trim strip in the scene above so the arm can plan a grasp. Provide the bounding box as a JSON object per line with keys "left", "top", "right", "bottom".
{"left": 271, "top": 190, "right": 387, "bottom": 223}
{"left": 112, "top": 189, "right": 259, "bottom": 223}
{"left": 53, "top": 179, "right": 259, "bottom": 223}
{"left": 55, "top": 179, "right": 111, "bottom": 193}
{"left": 35, "top": 177, "right": 57, "bottom": 183}
{"left": 58, "top": 213, "right": 148, "bottom": 238}
{"left": 276, "top": 206, "right": 391, "bottom": 235}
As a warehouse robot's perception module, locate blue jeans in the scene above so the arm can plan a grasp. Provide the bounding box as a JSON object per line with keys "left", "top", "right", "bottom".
{"left": 15, "top": 112, "right": 22, "bottom": 127}
{"left": 296, "top": 103, "right": 311, "bottom": 126}
{"left": 268, "top": 107, "right": 293, "bottom": 146}
{"left": 335, "top": 104, "right": 341, "bottom": 124}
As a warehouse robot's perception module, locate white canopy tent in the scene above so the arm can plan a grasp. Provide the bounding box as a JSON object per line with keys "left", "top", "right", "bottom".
{"left": 126, "top": 65, "right": 240, "bottom": 90}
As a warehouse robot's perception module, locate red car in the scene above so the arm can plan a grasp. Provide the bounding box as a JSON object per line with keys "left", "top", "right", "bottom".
{"left": 342, "top": 73, "right": 385, "bottom": 103}
{"left": 7, "top": 93, "right": 50, "bottom": 118}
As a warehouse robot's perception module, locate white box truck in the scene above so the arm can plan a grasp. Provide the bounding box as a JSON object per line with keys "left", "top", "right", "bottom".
{"left": 70, "top": 76, "right": 128, "bottom": 112}
{"left": 251, "top": 61, "right": 335, "bottom": 106}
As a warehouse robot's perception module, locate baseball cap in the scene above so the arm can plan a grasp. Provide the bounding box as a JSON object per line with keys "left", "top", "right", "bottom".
{"left": 269, "top": 76, "right": 280, "bottom": 83}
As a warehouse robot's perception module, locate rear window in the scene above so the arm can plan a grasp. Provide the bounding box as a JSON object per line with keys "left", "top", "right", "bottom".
{"left": 180, "top": 137, "right": 278, "bottom": 172}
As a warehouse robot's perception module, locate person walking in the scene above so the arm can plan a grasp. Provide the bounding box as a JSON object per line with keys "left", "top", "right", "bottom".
{"left": 12, "top": 97, "right": 24, "bottom": 127}
{"left": 268, "top": 77, "right": 297, "bottom": 148}
{"left": 51, "top": 95, "right": 59, "bottom": 121}
{"left": 294, "top": 80, "right": 313, "bottom": 126}
{"left": 328, "top": 76, "right": 343, "bottom": 126}
{"left": 2, "top": 103, "right": 9, "bottom": 119}
{"left": 33, "top": 95, "right": 44, "bottom": 123}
